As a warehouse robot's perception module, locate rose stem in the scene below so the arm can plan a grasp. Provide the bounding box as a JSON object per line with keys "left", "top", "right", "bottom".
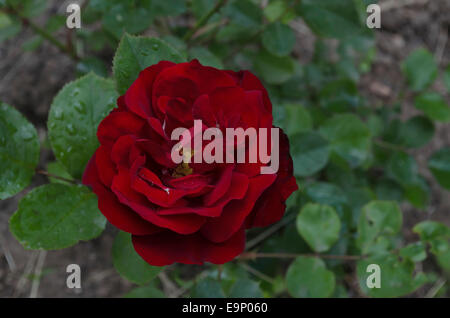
{"left": 2, "top": 5, "right": 79, "bottom": 61}
{"left": 36, "top": 170, "right": 78, "bottom": 184}
{"left": 183, "top": 0, "right": 228, "bottom": 43}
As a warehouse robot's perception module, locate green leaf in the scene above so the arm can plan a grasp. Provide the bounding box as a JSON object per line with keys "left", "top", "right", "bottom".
{"left": 103, "top": 4, "right": 153, "bottom": 40}
{"left": 296, "top": 203, "right": 341, "bottom": 253}
{"left": 367, "top": 114, "right": 383, "bottom": 137}
{"left": 228, "top": 278, "right": 263, "bottom": 298}
{"left": 45, "top": 15, "right": 66, "bottom": 33}
{"left": 254, "top": 50, "right": 295, "bottom": 85}
{"left": 399, "top": 242, "right": 427, "bottom": 262}
{"left": 224, "top": 0, "right": 262, "bottom": 28}
{"left": 188, "top": 46, "right": 223, "bottom": 69}
{"left": 414, "top": 92, "right": 450, "bottom": 122}
{"left": 375, "top": 179, "right": 403, "bottom": 202}
{"left": 191, "top": 278, "right": 225, "bottom": 298}
{"left": 112, "top": 231, "right": 162, "bottom": 285}
{"left": 413, "top": 221, "right": 450, "bottom": 241}
{"left": 0, "top": 13, "right": 21, "bottom": 46}
{"left": 76, "top": 57, "right": 109, "bottom": 78}
{"left": 428, "top": 147, "right": 450, "bottom": 190}
{"left": 319, "top": 114, "right": 371, "bottom": 167}
{"left": 357, "top": 201, "right": 402, "bottom": 254}
{"left": 113, "top": 34, "right": 185, "bottom": 95}
{"left": 297, "top": 0, "right": 367, "bottom": 39}
{"left": 148, "top": 0, "right": 187, "bottom": 17}
{"left": 387, "top": 152, "right": 418, "bottom": 186}
{"left": 403, "top": 176, "right": 430, "bottom": 209}
{"left": 48, "top": 73, "right": 118, "bottom": 179}
{"left": 46, "top": 161, "right": 74, "bottom": 185}
{"left": 283, "top": 104, "right": 313, "bottom": 136}
{"left": 219, "top": 0, "right": 263, "bottom": 42}
{"left": 191, "top": 0, "right": 216, "bottom": 20}
{"left": 305, "top": 182, "right": 347, "bottom": 207}
{"left": 436, "top": 248, "right": 450, "bottom": 271}
{"left": 357, "top": 254, "right": 427, "bottom": 297}
{"left": 399, "top": 116, "right": 434, "bottom": 148}
{"left": 9, "top": 184, "right": 106, "bottom": 250}
{"left": 291, "top": 132, "right": 330, "bottom": 177}
{"left": 0, "top": 102, "right": 39, "bottom": 200}
{"left": 286, "top": 256, "right": 335, "bottom": 298}
{"left": 124, "top": 285, "right": 165, "bottom": 298}
{"left": 263, "top": 0, "right": 288, "bottom": 22}
{"left": 7, "top": 0, "right": 48, "bottom": 17}
{"left": 444, "top": 66, "right": 450, "bottom": 93}
{"left": 402, "top": 48, "right": 438, "bottom": 91}
{"left": 262, "top": 22, "right": 295, "bottom": 57}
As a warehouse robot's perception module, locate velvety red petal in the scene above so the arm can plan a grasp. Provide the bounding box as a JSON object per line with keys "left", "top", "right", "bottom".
{"left": 192, "top": 94, "right": 216, "bottom": 127}
{"left": 209, "top": 86, "right": 246, "bottom": 128}
{"left": 97, "top": 111, "right": 145, "bottom": 148}
{"left": 153, "top": 60, "right": 236, "bottom": 104}
{"left": 111, "top": 168, "right": 206, "bottom": 234}
{"left": 132, "top": 227, "right": 245, "bottom": 266}
{"left": 203, "top": 165, "right": 233, "bottom": 206}
{"left": 124, "top": 60, "right": 175, "bottom": 119}
{"left": 225, "top": 70, "right": 272, "bottom": 113}
{"left": 158, "top": 171, "right": 249, "bottom": 217}
{"left": 110, "top": 135, "right": 138, "bottom": 168}
{"left": 82, "top": 155, "right": 160, "bottom": 235}
{"left": 201, "top": 173, "right": 276, "bottom": 243}
{"left": 95, "top": 146, "right": 116, "bottom": 187}
{"left": 137, "top": 139, "right": 176, "bottom": 168}
{"left": 246, "top": 129, "right": 298, "bottom": 228}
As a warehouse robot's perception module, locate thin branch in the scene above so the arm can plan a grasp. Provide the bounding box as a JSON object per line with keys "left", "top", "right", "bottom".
{"left": 171, "top": 270, "right": 210, "bottom": 298}
{"left": 29, "top": 250, "right": 47, "bottom": 298}
{"left": 239, "top": 252, "right": 363, "bottom": 261}
{"left": 36, "top": 170, "right": 78, "bottom": 184}
{"left": 434, "top": 27, "right": 448, "bottom": 65}
{"left": 0, "top": 232, "right": 16, "bottom": 271}
{"left": 380, "top": 0, "right": 430, "bottom": 11}
{"left": 217, "top": 264, "right": 223, "bottom": 282}
{"left": 158, "top": 271, "right": 180, "bottom": 298}
{"left": 246, "top": 212, "right": 297, "bottom": 251}
{"left": 374, "top": 139, "right": 408, "bottom": 153}
{"left": 425, "top": 278, "right": 446, "bottom": 298}
{"left": 183, "top": 0, "right": 228, "bottom": 43}
{"left": 4, "top": 5, "right": 79, "bottom": 61}
{"left": 14, "top": 251, "right": 38, "bottom": 297}
{"left": 224, "top": 0, "right": 300, "bottom": 60}
{"left": 239, "top": 263, "right": 275, "bottom": 285}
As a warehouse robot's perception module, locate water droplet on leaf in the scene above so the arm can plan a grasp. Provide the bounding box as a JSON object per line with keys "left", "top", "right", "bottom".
{"left": 66, "top": 123, "right": 75, "bottom": 135}
{"left": 20, "top": 129, "right": 33, "bottom": 141}
{"left": 54, "top": 109, "right": 63, "bottom": 119}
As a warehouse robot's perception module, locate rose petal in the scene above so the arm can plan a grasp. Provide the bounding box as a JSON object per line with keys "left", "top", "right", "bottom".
{"left": 112, "top": 168, "right": 206, "bottom": 234}
{"left": 158, "top": 172, "right": 249, "bottom": 217}
{"left": 82, "top": 155, "right": 160, "bottom": 235}
{"left": 97, "top": 111, "right": 145, "bottom": 148}
{"left": 132, "top": 227, "right": 245, "bottom": 266}
{"left": 124, "top": 60, "right": 175, "bottom": 119}
{"left": 246, "top": 129, "right": 298, "bottom": 227}
{"left": 201, "top": 173, "right": 276, "bottom": 243}
{"left": 226, "top": 70, "right": 272, "bottom": 113}
{"left": 95, "top": 146, "right": 116, "bottom": 187}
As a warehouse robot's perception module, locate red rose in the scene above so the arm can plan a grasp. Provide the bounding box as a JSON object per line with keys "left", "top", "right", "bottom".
{"left": 83, "top": 60, "right": 297, "bottom": 266}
